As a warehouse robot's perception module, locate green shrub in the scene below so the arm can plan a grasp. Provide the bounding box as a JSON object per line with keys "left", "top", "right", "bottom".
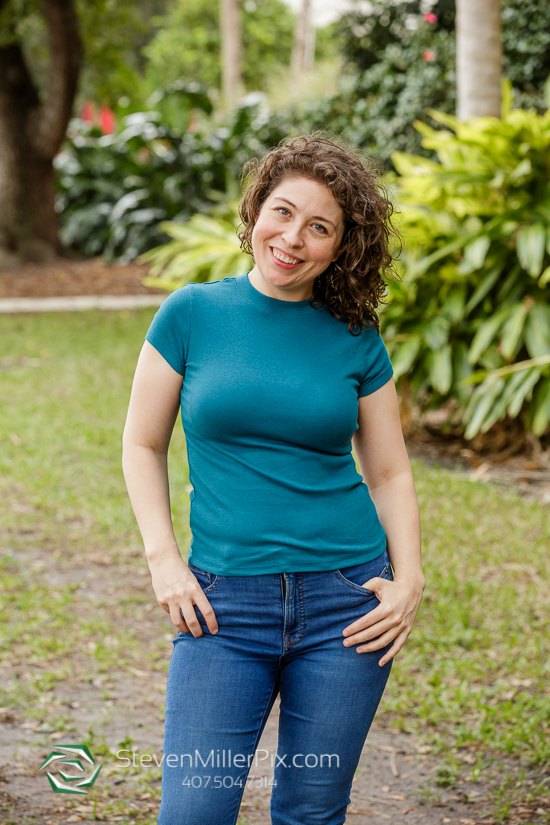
{"left": 384, "top": 85, "right": 550, "bottom": 438}
{"left": 311, "top": 12, "right": 456, "bottom": 166}
{"left": 304, "top": 0, "right": 550, "bottom": 169}
{"left": 55, "top": 100, "right": 292, "bottom": 262}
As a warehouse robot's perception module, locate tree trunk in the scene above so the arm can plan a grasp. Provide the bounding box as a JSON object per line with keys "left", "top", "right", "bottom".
{"left": 0, "top": 0, "right": 82, "bottom": 264}
{"left": 292, "top": 0, "right": 314, "bottom": 77}
{"left": 220, "top": 0, "right": 243, "bottom": 109}
{"left": 456, "top": 0, "right": 502, "bottom": 120}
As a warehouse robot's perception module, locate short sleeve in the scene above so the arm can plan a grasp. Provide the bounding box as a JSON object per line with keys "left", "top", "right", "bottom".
{"left": 358, "top": 326, "right": 394, "bottom": 397}
{"left": 144, "top": 285, "right": 193, "bottom": 377}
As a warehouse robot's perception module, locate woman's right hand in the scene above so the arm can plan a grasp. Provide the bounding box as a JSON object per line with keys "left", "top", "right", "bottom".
{"left": 148, "top": 553, "right": 218, "bottom": 637}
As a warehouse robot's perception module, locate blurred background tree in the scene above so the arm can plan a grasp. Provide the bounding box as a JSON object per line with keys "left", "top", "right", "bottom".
{"left": 142, "top": 0, "right": 295, "bottom": 102}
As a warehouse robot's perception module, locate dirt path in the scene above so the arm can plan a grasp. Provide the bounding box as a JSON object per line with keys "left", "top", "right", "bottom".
{"left": 0, "top": 538, "right": 502, "bottom": 825}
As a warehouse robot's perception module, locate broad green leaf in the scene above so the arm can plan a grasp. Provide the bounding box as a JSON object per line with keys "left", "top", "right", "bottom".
{"left": 428, "top": 346, "right": 453, "bottom": 395}
{"left": 496, "top": 264, "right": 521, "bottom": 303}
{"left": 478, "top": 367, "right": 535, "bottom": 433}
{"left": 531, "top": 376, "right": 550, "bottom": 436}
{"left": 109, "top": 189, "right": 149, "bottom": 223}
{"left": 459, "top": 236, "right": 491, "bottom": 274}
{"left": 508, "top": 158, "right": 532, "bottom": 183}
{"left": 524, "top": 303, "right": 550, "bottom": 358}
{"left": 409, "top": 233, "right": 479, "bottom": 277}
{"left": 464, "top": 376, "right": 506, "bottom": 439}
{"left": 499, "top": 302, "right": 528, "bottom": 360}
{"left": 516, "top": 223, "right": 546, "bottom": 278}
{"left": 507, "top": 367, "right": 544, "bottom": 418}
{"left": 439, "top": 288, "right": 467, "bottom": 325}
{"left": 452, "top": 342, "right": 472, "bottom": 397}
{"left": 538, "top": 265, "right": 550, "bottom": 287}
{"left": 468, "top": 306, "right": 512, "bottom": 365}
{"left": 391, "top": 336, "right": 422, "bottom": 380}
{"left": 464, "top": 264, "right": 502, "bottom": 315}
{"left": 422, "top": 316, "right": 451, "bottom": 350}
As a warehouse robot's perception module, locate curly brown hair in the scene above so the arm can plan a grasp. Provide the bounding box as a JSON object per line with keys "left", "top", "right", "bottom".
{"left": 238, "top": 132, "right": 401, "bottom": 335}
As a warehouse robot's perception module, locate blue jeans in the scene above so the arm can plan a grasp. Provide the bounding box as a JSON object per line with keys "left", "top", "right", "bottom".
{"left": 157, "top": 548, "right": 394, "bottom": 825}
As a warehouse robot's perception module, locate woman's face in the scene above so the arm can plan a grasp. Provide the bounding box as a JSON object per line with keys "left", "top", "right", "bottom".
{"left": 249, "top": 176, "right": 345, "bottom": 301}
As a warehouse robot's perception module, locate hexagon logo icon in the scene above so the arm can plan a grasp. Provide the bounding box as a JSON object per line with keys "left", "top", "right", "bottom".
{"left": 38, "top": 744, "right": 101, "bottom": 794}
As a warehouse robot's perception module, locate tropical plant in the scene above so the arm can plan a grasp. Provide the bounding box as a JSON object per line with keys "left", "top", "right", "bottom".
{"left": 55, "top": 113, "right": 214, "bottom": 262}
{"left": 385, "top": 84, "right": 550, "bottom": 438}
{"left": 55, "top": 98, "right": 291, "bottom": 261}
{"left": 140, "top": 196, "right": 252, "bottom": 289}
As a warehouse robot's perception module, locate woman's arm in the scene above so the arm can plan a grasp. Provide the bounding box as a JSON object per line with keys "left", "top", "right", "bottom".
{"left": 122, "top": 341, "right": 218, "bottom": 637}
{"left": 353, "top": 376, "right": 424, "bottom": 588}
{"left": 342, "top": 376, "right": 425, "bottom": 665}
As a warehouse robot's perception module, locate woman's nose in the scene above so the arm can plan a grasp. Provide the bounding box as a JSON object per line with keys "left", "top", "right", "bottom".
{"left": 281, "top": 223, "right": 304, "bottom": 248}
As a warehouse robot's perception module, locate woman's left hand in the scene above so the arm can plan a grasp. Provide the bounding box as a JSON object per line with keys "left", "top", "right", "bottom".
{"left": 341, "top": 576, "right": 425, "bottom": 667}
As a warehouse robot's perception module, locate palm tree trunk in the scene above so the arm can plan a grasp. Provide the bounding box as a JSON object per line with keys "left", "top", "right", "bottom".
{"left": 220, "top": 0, "right": 243, "bottom": 109}
{"left": 456, "top": 0, "right": 502, "bottom": 120}
{"left": 292, "top": 0, "right": 314, "bottom": 77}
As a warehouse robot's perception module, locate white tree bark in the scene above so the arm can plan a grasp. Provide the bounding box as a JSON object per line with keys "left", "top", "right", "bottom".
{"left": 292, "top": 0, "right": 314, "bottom": 77}
{"left": 220, "top": 0, "right": 243, "bottom": 108}
{"left": 456, "top": 0, "right": 502, "bottom": 120}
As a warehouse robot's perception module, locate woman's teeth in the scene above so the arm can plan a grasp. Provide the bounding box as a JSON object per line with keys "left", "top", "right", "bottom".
{"left": 271, "top": 248, "right": 301, "bottom": 265}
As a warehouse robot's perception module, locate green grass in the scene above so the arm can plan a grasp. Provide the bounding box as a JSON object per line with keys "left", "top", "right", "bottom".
{"left": 1, "top": 309, "right": 549, "bottom": 822}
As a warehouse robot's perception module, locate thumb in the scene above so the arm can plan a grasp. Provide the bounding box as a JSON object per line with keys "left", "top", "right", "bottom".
{"left": 361, "top": 576, "right": 386, "bottom": 599}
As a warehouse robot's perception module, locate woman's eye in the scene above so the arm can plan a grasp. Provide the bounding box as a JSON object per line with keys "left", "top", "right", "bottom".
{"left": 277, "top": 207, "right": 290, "bottom": 216}
{"left": 313, "top": 224, "right": 327, "bottom": 233}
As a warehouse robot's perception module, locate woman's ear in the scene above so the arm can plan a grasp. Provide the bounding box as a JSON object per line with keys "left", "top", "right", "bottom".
{"left": 332, "top": 246, "right": 346, "bottom": 264}
{"left": 332, "top": 226, "right": 348, "bottom": 263}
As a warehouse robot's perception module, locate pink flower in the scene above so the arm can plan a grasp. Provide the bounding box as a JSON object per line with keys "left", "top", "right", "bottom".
{"left": 82, "top": 101, "right": 95, "bottom": 123}
{"left": 422, "top": 50, "right": 436, "bottom": 61}
{"left": 99, "top": 106, "right": 116, "bottom": 135}
{"left": 424, "top": 12, "right": 437, "bottom": 23}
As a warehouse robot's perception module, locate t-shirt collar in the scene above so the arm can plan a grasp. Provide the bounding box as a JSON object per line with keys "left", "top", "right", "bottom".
{"left": 235, "top": 271, "right": 314, "bottom": 312}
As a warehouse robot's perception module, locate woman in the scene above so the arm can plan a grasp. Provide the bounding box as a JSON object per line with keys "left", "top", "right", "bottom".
{"left": 122, "top": 134, "right": 425, "bottom": 825}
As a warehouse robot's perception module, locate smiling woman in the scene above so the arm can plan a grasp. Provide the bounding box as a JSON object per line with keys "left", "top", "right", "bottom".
{"left": 238, "top": 132, "right": 401, "bottom": 332}
{"left": 122, "top": 132, "right": 424, "bottom": 825}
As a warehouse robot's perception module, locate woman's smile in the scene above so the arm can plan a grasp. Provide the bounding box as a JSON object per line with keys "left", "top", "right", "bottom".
{"left": 270, "top": 246, "right": 304, "bottom": 268}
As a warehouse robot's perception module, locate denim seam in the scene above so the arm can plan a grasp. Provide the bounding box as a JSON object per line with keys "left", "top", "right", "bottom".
{"left": 228, "top": 675, "right": 280, "bottom": 825}
{"left": 333, "top": 563, "right": 390, "bottom": 595}
{"left": 195, "top": 574, "right": 222, "bottom": 595}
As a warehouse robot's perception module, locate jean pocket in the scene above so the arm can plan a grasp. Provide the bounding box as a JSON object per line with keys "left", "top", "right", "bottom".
{"left": 187, "top": 561, "right": 220, "bottom": 594}
{"left": 334, "top": 551, "right": 392, "bottom": 596}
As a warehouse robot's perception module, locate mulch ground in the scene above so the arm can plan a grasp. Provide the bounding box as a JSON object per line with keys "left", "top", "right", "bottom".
{"left": 2, "top": 255, "right": 549, "bottom": 503}
{"left": 0, "top": 256, "right": 166, "bottom": 298}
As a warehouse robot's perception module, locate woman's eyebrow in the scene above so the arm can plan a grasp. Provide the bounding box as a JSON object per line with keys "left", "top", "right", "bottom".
{"left": 273, "top": 197, "right": 336, "bottom": 228}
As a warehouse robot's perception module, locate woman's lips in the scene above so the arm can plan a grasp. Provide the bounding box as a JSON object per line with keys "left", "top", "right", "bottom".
{"left": 270, "top": 246, "right": 303, "bottom": 269}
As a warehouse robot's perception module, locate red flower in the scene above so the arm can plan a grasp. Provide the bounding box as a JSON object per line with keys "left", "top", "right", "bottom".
{"left": 82, "top": 101, "right": 95, "bottom": 123}
{"left": 424, "top": 12, "right": 437, "bottom": 23}
{"left": 422, "top": 50, "right": 436, "bottom": 61}
{"left": 99, "top": 106, "right": 116, "bottom": 135}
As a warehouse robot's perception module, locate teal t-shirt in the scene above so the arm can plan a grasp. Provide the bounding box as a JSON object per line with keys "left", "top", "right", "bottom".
{"left": 145, "top": 271, "right": 394, "bottom": 575}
